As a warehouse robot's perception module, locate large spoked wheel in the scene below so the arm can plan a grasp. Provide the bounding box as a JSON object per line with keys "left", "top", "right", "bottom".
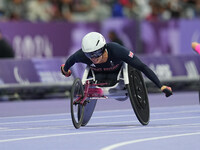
{"left": 71, "top": 78, "right": 85, "bottom": 129}
{"left": 126, "top": 65, "right": 150, "bottom": 125}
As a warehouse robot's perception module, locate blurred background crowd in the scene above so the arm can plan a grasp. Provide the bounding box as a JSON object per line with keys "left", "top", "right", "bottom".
{"left": 0, "top": 0, "right": 199, "bottom": 101}
{"left": 0, "top": 0, "right": 200, "bottom": 22}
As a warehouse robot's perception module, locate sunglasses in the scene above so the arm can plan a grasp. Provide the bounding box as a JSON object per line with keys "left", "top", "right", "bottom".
{"left": 85, "top": 47, "right": 105, "bottom": 59}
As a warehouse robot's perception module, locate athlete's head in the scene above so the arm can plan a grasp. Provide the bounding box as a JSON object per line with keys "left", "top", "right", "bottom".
{"left": 82, "top": 32, "right": 106, "bottom": 61}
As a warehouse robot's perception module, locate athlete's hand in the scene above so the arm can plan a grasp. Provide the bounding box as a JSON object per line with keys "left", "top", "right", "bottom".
{"left": 61, "top": 64, "right": 71, "bottom": 77}
{"left": 161, "top": 85, "right": 172, "bottom": 97}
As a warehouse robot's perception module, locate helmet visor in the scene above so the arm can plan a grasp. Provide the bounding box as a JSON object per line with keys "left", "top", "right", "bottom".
{"left": 85, "top": 47, "right": 105, "bottom": 59}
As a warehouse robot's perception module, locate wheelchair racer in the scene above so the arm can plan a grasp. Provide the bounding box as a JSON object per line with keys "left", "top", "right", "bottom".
{"left": 192, "top": 42, "right": 200, "bottom": 55}
{"left": 61, "top": 32, "right": 172, "bottom": 97}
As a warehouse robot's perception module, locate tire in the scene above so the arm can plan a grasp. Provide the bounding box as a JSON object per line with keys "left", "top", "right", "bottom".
{"left": 126, "top": 65, "right": 150, "bottom": 125}
{"left": 70, "top": 78, "right": 85, "bottom": 129}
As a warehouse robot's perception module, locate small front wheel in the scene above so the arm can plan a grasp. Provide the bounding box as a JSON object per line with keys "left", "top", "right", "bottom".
{"left": 70, "top": 78, "right": 85, "bottom": 129}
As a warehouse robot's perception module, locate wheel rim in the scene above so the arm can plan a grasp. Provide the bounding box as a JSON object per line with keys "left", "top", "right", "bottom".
{"left": 73, "top": 81, "right": 83, "bottom": 122}
{"left": 71, "top": 79, "right": 84, "bottom": 129}
{"left": 128, "top": 67, "right": 150, "bottom": 125}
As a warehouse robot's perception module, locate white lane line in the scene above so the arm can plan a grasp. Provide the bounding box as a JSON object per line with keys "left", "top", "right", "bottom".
{"left": 0, "top": 113, "right": 200, "bottom": 126}
{"left": 0, "top": 116, "right": 200, "bottom": 132}
{"left": 0, "top": 123, "right": 199, "bottom": 143}
{"left": 0, "top": 109, "right": 133, "bottom": 120}
{"left": 100, "top": 131, "right": 200, "bottom": 150}
{"left": 0, "top": 118, "right": 68, "bottom": 125}
{"left": 0, "top": 113, "right": 68, "bottom": 120}
{"left": 0, "top": 109, "right": 200, "bottom": 125}
{"left": 151, "top": 110, "right": 200, "bottom": 115}
{"left": 0, "top": 109, "right": 199, "bottom": 125}
{"left": 0, "top": 108, "right": 199, "bottom": 120}
{"left": 0, "top": 114, "right": 134, "bottom": 125}
{"left": 0, "top": 125, "right": 71, "bottom": 132}
{"left": 94, "top": 109, "right": 200, "bottom": 118}
{"left": 89, "top": 116, "right": 200, "bottom": 126}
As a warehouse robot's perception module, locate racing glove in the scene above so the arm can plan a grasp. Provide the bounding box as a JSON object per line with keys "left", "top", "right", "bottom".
{"left": 161, "top": 85, "right": 172, "bottom": 97}
{"left": 61, "top": 64, "right": 71, "bottom": 77}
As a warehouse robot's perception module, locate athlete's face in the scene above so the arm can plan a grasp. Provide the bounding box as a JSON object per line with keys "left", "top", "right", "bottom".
{"left": 90, "top": 55, "right": 103, "bottom": 64}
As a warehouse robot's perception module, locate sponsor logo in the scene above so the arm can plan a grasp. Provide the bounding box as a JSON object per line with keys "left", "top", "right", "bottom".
{"left": 13, "top": 35, "right": 53, "bottom": 58}
{"left": 90, "top": 64, "right": 120, "bottom": 72}
{"left": 149, "top": 63, "right": 172, "bottom": 79}
{"left": 185, "top": 61, "right": 199, "bottom": 78}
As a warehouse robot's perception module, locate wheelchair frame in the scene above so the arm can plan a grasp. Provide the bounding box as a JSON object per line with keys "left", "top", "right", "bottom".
{"left": 70, "top": 63, "right": 150, "bottom": 129}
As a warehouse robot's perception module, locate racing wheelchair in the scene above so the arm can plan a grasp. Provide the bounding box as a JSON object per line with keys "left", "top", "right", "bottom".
{"left": 70, "top": 63, "right": 149, "bottom": 129}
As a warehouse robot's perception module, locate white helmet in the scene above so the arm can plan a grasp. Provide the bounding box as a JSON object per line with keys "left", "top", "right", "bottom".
{"left": 82, "top": 32, "right": 106, "bottom": 53}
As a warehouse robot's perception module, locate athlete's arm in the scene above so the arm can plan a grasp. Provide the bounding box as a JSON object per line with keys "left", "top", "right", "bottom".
{"left": 126, "top": 54, "right": 163, "bottom": 88}
{"left": 109, "top": 43, "right": 162, "bottom": 88}
{"left": 63, "top": 49, "right": 89, "bottom": 72}
{"left": 61, "top": 49, "right": 91, "bottom": 77}
{"left": 109, "top": 43, "right": 172, "bottom": 97}
{"left": 63, "top": 53, "right": 77, "bottom": 72}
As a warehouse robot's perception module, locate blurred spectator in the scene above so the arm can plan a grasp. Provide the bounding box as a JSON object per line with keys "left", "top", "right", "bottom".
{"left": 26, "top": 0, "right": 54, "bottom": 22}
{"left": 181, "top": 0, "right": 195, "bottom": 18}
{"left": 60, "top": 0, "right": 73, "bottom": 21}
{"left": 123, "top": 0, "right": 151, "bottom": 20}
{"left": 111, "top": 1, "right": 124, "bottom": 17}
{"left": 0, "top": 0, "right": 200, "bottom": 22}
{"left": 72, "top": 0, "right": 111, "bottom": 22}
{"left": 0, "top": 31, "right": 15, "bottom": 58}
{"left": 49, "top": 0, "right": 62, "bottom": 21}
{"left": 49, "top": 0, "right": 73, "bottom": 21}
{"left": 71, "top": 0, "right": 96, "bottom": 22}
{"left": 194, "top": 0, "right": 200, "bottom": 17}
{"left": 166, "top": 0, "right": 182, "bottom": 19}
{"left": 0, "top": 0, "right": 6, "bottom": 21}
{"left": 5, "top": 0, "right": 27, "bottom": 21}
{"left": 108, "top": 30, "right": 124, "bottom": 46}
{"left": 146, "top": 0, "right": 161, "bottom": 21}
